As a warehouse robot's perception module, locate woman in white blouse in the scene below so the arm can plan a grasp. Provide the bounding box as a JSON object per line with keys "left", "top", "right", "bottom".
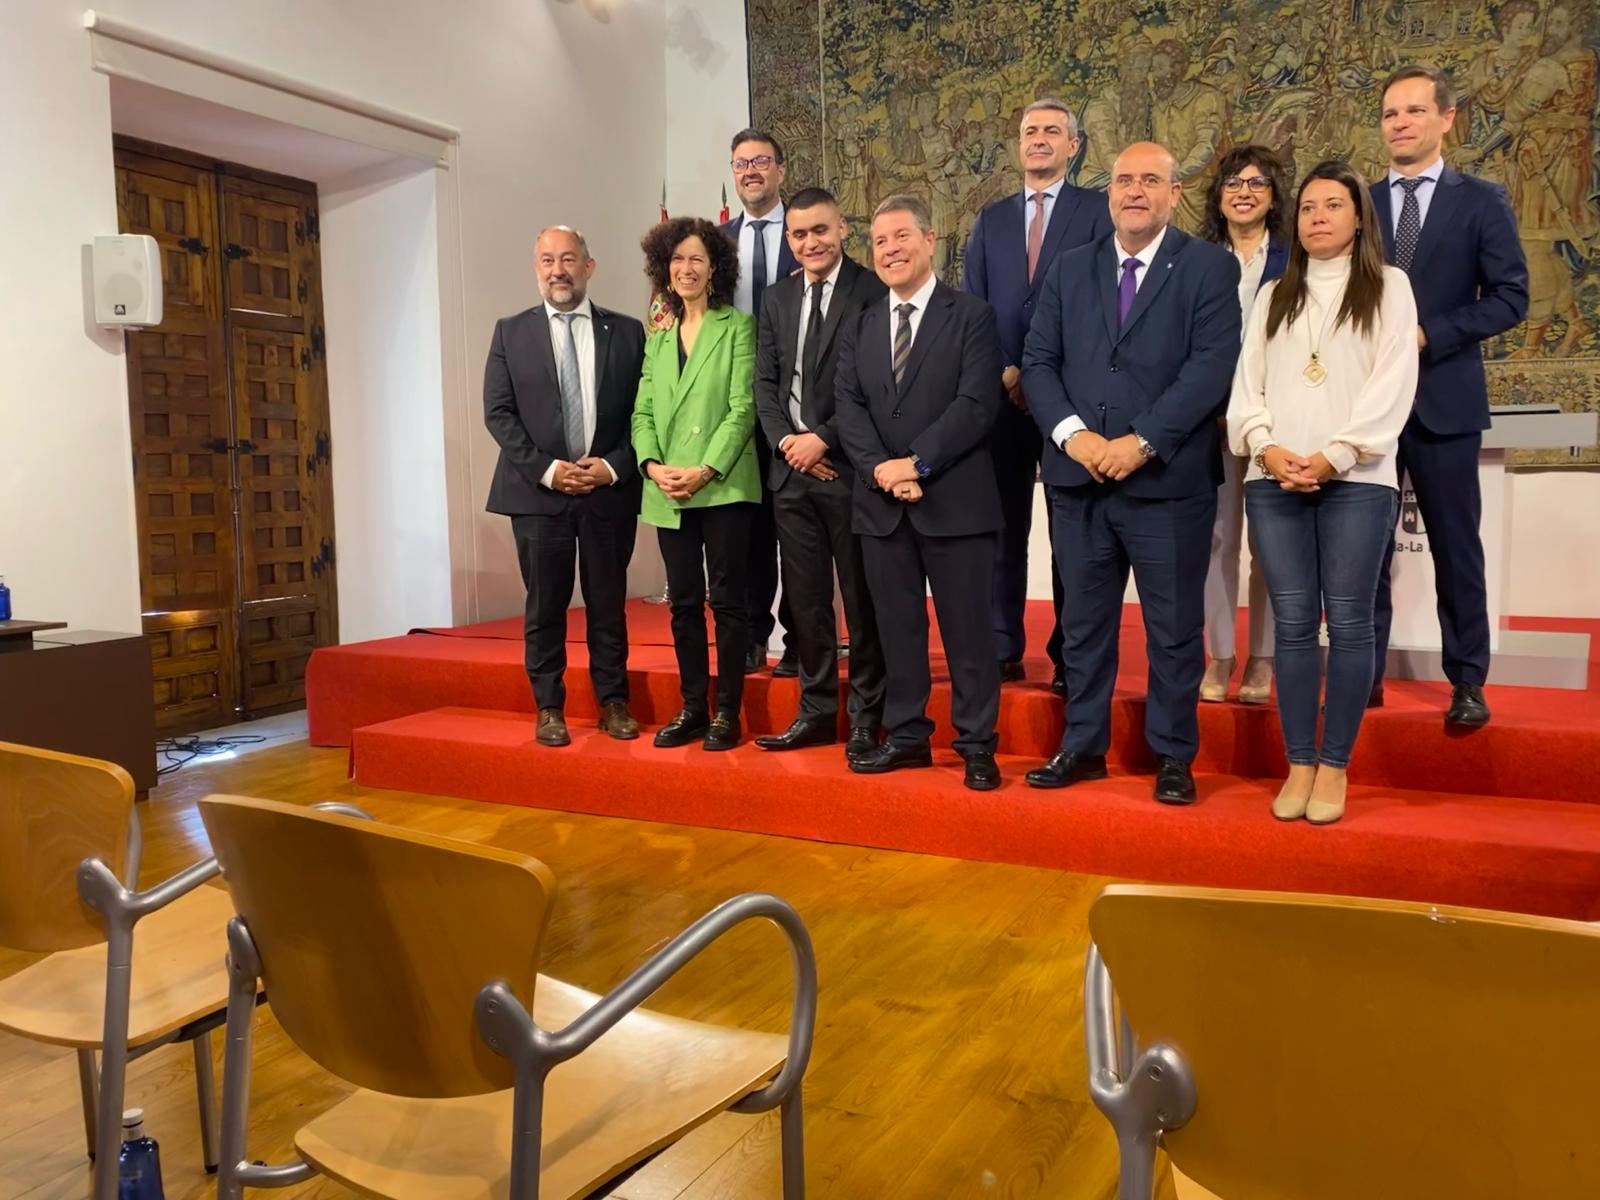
{"left": 1226, "top": 159, "right": 1418, "bottom": 826}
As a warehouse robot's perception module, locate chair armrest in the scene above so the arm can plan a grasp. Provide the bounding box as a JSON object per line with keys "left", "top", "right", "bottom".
{"left": 477, "top": 891, "right": 817, "bottom": 1112}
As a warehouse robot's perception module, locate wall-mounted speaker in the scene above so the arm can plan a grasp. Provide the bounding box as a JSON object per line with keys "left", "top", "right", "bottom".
{"left": 92, "top": 234, "right": 164, "bottom": 327}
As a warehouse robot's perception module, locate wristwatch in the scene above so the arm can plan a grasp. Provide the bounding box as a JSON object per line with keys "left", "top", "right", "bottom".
{"left": 1134, "top": 433, "right": 1157, "bottom": 461}
{"left": 909, "top": 452, "right": 932, "bottom": 479}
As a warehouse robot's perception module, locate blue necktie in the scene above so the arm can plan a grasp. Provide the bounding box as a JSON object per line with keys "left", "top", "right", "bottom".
{"left": 1393, "top": 178, "right": 1425, "bottom": 273}
{"left": 750, "top": 219, "right": 769, "bottom": 316}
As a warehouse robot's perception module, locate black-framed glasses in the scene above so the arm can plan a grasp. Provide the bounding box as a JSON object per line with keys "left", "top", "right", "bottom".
{"left": 732, "top": 155, "right": 776, "bottom": 171}
{"left": 1222, "top": 175, "right": 1272, "bottom": 192}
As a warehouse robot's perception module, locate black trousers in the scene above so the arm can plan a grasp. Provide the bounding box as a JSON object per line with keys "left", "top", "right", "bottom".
{"left": 861, "top": 520, "right": 1000, "bottom": 755}
{"left": 990, "top": 407, "right": 1065, "bottom": 671}
{"left": 657, "top": 503, "right": 756, "bottom": 715}
{"left": 1373, "top": 421, "right": 1489, "bottom": 686}
{"left": 512, "top": 505, "right": 634, "bottom": 712}
{"left": 772, "top": 474, "right": 886, "bottom": 727}
{"left": 1050, "top": 486, "right": 1215, "bottom": 762}
{"left": 748, "top": 468, "right": 795, "bottom": 654}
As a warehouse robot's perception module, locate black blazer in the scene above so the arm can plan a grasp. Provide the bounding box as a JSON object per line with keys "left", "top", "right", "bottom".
{"left": 1370, "top": 166, "right": 1529, "bottom": 436}
{"left": 720, "top": 211, "right": 801, "bottom": 284}
{"left": 962, "top": 183, "right": 1113, "bottom": 367}
{"left": 483, "top": 302, "right": 646, "bottom": 517}
{"left": 835, "top": 281, "right": 1005, "bottom": 538}
{"left": 1022, "top": 226, "right": 1242, "bottom": 498}
{"left": 754, "top": 256, "right": 888, "bottom": 491}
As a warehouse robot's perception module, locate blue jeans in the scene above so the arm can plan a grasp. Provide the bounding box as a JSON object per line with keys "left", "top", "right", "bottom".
{"left": 1245, "top": 480, "right": 1399, "bottom": 769}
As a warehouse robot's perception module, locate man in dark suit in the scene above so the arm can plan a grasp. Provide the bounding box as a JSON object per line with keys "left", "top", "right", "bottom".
{"left": 836, "top": 194, "right": 1005, "bottom": 792}
{"left": 1021, "top": 143, "right": 1242, "bottom": 804}
{"left": 754, "top": 188, "right": 889, "bottom": 761}
{"left": 963, "top": 98, "right": 1113, "bottom": 692}
{"left": 484, "top": 226, "right": 646, "bottom": 747}
{"left": 1370, "top": 66, "right": 1529, "bottom": 728}
{"left": 723, "top": 127, "right": 799, "bottom": 676}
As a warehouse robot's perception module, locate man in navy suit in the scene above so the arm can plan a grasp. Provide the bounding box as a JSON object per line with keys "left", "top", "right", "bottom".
{"left": 963, "top": 98, "right": 1113, "bottom": 693}
{"left": 722, "top": 128, "right": 800, "bottom": 676}
{"left": 1021, "top": 143, "right": 1242, "bottom": 804}
{"left": 1369, "top": 66, "right": 1529, "bottom": 728}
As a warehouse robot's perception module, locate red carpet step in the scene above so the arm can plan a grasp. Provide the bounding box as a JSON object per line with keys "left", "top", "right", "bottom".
{"left": 349, "top": 707, "right": 1600, "bottom": 921}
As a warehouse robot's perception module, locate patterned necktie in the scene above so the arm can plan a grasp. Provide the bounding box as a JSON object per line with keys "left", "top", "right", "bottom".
{"left": 1393, "top": 178, "right": 1425, "bottom": 273}
{"left": 554, "top": 313, "right": 586, "bottom": 461}
{"left": 797, "top": 279, "right": 825, "bottom": 426}
{"left": 749, "top": 218, "right": 769, "bottom": 316}
{"left": 1026, "top": 191, "right": 1048, "bottom": 283}
{"left": 893, "top": 302, "right": 915, "bottom": 390}
{"left": 1117, "top": 257, "right": 1141, "bottom": 327}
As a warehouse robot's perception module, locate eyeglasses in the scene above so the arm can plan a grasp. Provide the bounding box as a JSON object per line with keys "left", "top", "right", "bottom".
{"left": 1223, "top": 175, "right": 1272, "bottom": 192}
{"left": 732, "top": 155, "right": 776, "bottom": 171}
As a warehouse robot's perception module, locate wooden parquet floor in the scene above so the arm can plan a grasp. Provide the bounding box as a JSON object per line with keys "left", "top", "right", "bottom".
{"left": 0, "top": 738, "right": 1180, "bottom": 1199}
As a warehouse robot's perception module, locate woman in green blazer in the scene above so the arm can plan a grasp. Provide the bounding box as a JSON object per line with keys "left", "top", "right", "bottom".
{"left": 633, "top": 216, "right": 761, "bottom": 751}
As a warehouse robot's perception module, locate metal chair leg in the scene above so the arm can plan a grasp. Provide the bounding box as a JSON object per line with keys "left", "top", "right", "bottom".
{"left": 76, "top": 1049, "right": 99, "bottom": 1161}
{"left": 780, "top": 1085, "right": 805, "bottom": 1199}
{"left": 193, "top": 1031, "right": 220, "bottom": 1173}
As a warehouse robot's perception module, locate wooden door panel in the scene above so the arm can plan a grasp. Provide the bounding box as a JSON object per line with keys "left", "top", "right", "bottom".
{"left": 241, "top": 598, "right": 321, "bottom": 713}
{"left": 115, "top": 160, "right": 217, "bottom": 322}
{"left": 223, "top": 192, "right": 305, "bottom": 318}
{"left": 145, "top": 610, "right": 236, "bottom": 733}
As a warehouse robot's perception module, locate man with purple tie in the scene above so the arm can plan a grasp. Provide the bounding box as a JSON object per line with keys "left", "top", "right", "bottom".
{"left": 1021, "top": 142, "right": 1242, "bottom": 805}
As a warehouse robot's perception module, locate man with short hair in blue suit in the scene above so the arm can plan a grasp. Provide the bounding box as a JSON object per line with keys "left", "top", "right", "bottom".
{"left": 1369, "top": 66, "right": 1529, "bottom": 728}
{"left": 963, "top": 98, "right": 1112, "bottom": 694}
{"left": 1021, "top": 142, "right": 1242, "bottom": 805}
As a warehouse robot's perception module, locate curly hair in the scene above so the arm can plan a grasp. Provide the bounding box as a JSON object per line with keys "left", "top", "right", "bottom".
{"left": 640, "top": 217, "right": 739, "bottom": 319}
{"left": 1200, "top": 143, "right": 1292, "bottom": 247}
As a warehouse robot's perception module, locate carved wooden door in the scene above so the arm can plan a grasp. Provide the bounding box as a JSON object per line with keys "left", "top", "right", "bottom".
{"left": 115, "top": 139, "right": 337, "bottom": 734}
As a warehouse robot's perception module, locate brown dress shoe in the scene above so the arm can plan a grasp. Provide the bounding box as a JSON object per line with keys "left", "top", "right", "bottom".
{"left": 597, "top": 702, "right": 639, "bottom": 740}
{"left": 535, "top": 708, "right": 570, "bottom": 747}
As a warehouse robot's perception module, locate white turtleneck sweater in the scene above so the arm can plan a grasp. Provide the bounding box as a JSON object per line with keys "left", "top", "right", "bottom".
{"left": 1227, "top": 254, "right": 1418, "bottom": 489}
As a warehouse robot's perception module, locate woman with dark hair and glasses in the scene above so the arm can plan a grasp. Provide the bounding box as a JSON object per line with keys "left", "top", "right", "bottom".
{"left": 1226, "top": 159, "right": 1417, "bottom": 825}
{"left": 1198, "top": 144, "right": 1292, "bottom": 706}
{"left": 633, "top": 217, "right": 761, "bottom": 751}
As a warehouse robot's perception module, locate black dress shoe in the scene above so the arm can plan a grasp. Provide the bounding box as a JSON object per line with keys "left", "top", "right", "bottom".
{"left": 963, "top": 751, "right": 1001, "bottom": 791}
{"left": 755, "top": 716, "right": 837, "bottom": 751}
{"left": 1367, "top": 684, "right": 1385, "bottom": 709}
{"left": 998, "top": 659, "right": 1026, "bottom": 683}
{"left": 771, "top": 649, "right": 800, "bottom": 678}
{"left": 1025, "top": 751, "right": 1108, "bottom": 789}
{"left": 1153, "top": 756, "right": 1197, "bottom": 806}
{"left": 744, "top": 646, "right": 768, "bottom": 674}
{"left": 653, "top": 709, "right": 710, "bottom": 748}
{"left": 849, "top": 742, "right": 933, "bottom": 774}
{"left": 1050, "top": 668, "right": 1067, "bottom": 698}
{"left": 844, "top": 725, "right": 878, "bottom": 762}
{"left": 1446, "top": 683, "right": 1490, "bottom": 728}
{"left": 703, "top": 712, "right": 742, "bottom": 751}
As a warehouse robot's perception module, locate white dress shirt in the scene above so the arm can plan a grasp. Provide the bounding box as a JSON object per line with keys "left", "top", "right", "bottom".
{"left": 885, "top": 271, "right": 940, "bottom": 360}
{"left": 1235, "top": 236, "right": 1270, "bottom": 331}
{"left": 538, "top": 297, "right": 617, "bottom": 489}
{"left": 1227, "top": 254, "right": 1419, "bottom": 489}
{"left": 1023, "top": 178, "right": 1065, "bottom": 251}
{"left": 1051, "top": 225, "right": 1170, "bottom": 448}
{"left": 1385, "top": 156, "right": 1444, "bottom": 235}
{"left": 733, "top": 203, "right": 786, "bottom": 315}
{"left": 780, "top": 257, "right": 843, "bottom": 445}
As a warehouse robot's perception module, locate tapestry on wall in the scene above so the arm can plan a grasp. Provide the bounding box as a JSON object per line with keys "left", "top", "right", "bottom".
{"left": 748, "top": 0, "right": 1600, "bottom": 466}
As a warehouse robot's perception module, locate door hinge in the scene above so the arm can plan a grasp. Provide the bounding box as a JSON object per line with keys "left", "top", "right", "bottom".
{"left": 297, "top": 276, "right": 309, "bottom": 304}
{"left": 305, "top": 210, "right": 320, "bottom": 243}
{"left": 294, "top": 219, "right": 305, "bottom": 246}
{"left": 310, "top": 536, "right": 335, "bottom": 578}
{"left": 178, "top": 236, "right": 208, "bottom": 257}
{"left": 310, "top": 325, "right": 325, "bottom": 361}
{"left": 305, "top": 430, "right": 332, "bottom": 476}
{"left": 299, "top": 347, "right": 311, "bottom": 371}
{"left": 223, "top": 243, "right": 252, "bottom": 260}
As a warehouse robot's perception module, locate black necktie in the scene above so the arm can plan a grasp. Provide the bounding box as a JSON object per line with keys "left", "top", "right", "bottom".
{"left": 1393, "top": 178, "right": 1425, "bottom": 273}
{"left": 750, "top": 219, "right": 769, "bottom": 316}
{"left": 800, "top": 280, "right": 824, "bottom": 421}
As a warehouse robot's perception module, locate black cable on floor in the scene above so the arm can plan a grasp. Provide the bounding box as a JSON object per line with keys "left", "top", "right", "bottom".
{"left": 155, "top": 735, "right": 268, "bottom": 775}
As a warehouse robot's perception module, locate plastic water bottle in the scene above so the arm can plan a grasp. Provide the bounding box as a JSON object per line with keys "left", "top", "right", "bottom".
{"left": 117, "top": 1109, "right": 165, "bottom": 1200}
{"left": 0, "top": 575, "right": 10, "bottom": 621}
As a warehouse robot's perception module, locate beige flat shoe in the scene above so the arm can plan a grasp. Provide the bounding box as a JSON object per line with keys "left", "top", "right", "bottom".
{"left": 1199, "top": 656, "right": 1234, "bottom": 703}
{"left": 1306, "top": 768, "right": 1348, "bottom": 826}
{"left": 1237, "top": 656, "right": 1274, "bottom": 705}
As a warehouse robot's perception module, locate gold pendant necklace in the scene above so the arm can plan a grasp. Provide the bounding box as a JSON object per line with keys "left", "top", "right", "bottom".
{"left": 1302, "top": 278, "right": 1346, "bottom": 388}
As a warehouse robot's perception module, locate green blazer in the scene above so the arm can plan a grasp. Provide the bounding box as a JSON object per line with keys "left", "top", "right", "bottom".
{"left": 631, "top": 305, "right": 761, "bottom": 529}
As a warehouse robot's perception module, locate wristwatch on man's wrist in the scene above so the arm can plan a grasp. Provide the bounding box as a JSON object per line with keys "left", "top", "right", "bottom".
{"left": 909, "top": 452, "right": 932, "bottom": 479}
{"left": 1134, "top": 433, "right": 1157, "bottom": 461}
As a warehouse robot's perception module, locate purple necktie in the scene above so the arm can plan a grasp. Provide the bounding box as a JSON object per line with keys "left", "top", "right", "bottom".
{"left": 1118, "top": 256, "right": 1140, "bottom": 327}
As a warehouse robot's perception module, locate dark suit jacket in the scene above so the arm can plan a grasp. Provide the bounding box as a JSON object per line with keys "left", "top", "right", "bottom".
{"left": 835, "top": 281, "right": 1005, "bottom": 538}
{"left": 754, "top": 256, "right": 888, "bottom": 491}
{"left": 1022, "top": 226, "right": 1242, "bottom": 498}
{"left": 1261, "top": 235, "right": 1290, "bottom": 291}
{"left": 961, "top": 183, "right": 1113, "bottom": 367}
{"left": 720, "top": 211, "right": 801, "bottom": 292}
{"left": 1370, "top": 166, "right": 1528, "bottom": 435}
{"left": 483, "top": 302, "right": 645, "bottom": 517}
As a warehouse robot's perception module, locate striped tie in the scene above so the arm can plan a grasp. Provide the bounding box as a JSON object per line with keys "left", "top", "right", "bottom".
{"left": 892, "top": 302, "right": 915, "bottom": 390}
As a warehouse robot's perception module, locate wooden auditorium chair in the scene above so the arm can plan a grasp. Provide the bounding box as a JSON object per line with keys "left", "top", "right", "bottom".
{"left": 1084, "top": 883, "right": 1600, "bottom": 1200}
{"left": 197, "top": 793, "right": 817, "bottom": 1200}
{"left": 0, "top": 740, "right": 240, "bottom": 1200}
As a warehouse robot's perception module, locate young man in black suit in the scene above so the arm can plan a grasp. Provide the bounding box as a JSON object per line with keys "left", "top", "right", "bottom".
{"left": 483, "top": 226, "right": 646, "bottom": 747}
{"left": 835, "top": 194, "right": 1006, "bottom": 791}
{"left": 753, "top": 187, "right": 888, "bottom": 762}
{"left": 1369, "top": 66, "right": 1529, "bottom": 727}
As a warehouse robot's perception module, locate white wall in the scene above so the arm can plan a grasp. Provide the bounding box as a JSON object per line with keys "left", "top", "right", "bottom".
{"left": 665, "top": 0, "right": 752, "bottom": 218}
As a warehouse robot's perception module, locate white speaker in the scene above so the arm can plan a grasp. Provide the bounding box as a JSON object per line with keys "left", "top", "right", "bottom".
{"left": 93, "top": 234, "right": 164, "bottom": 327}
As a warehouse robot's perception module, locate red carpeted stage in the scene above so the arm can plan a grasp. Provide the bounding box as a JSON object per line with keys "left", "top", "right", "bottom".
{"left": 307, "top": 601, "right": 1600, "bottom": 919}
